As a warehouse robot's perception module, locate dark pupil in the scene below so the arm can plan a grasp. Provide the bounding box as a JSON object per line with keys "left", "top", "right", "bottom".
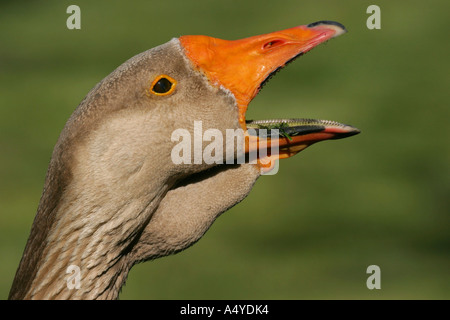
{"left": 153, "top": 77, "right": 172, "bottom": 93}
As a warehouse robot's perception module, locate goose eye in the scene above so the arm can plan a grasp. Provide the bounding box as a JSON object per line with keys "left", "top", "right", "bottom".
{"left": 153, "top": 78, "right": 172, "bottom": 93}
{"left": 150, "top": 75, "right": 177, "bottom": 96}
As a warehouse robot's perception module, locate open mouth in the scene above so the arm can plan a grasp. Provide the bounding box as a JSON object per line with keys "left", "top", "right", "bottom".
{"left": 240, "top": 21, "right": 359, "bottom": 162}
{"left": 180, "top": 20, "right": 359, "bottom": 165}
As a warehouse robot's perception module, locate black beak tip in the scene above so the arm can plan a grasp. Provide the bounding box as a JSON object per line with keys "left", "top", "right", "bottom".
{"left": 331, "top": 127, "right": 361, "bottom": 140}
{"left": 307, "top": 20, "right": 348, "bottom": 33}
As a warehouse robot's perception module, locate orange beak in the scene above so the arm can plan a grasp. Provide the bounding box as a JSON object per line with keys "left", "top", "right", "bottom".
{"left": 180, "top": 21, "right": 347, "bottom": 124}
{"left": 179, "top": 21, "right": 359, "bottom": 170}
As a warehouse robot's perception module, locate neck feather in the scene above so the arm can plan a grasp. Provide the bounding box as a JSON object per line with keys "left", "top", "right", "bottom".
{"left": 10, "top": 170, "right": 169, "bottom": 299}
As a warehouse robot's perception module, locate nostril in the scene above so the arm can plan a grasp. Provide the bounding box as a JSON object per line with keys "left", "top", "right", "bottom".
{"left": 262, "top": 39, "right": 285, "bottom": 50}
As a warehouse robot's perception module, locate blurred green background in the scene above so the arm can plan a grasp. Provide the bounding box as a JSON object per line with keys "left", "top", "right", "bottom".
{"left": 0, "top": 0, "right": 448, "bottom": 299}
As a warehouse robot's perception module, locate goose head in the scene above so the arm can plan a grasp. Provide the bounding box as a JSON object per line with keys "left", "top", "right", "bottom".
{"left": 9, "top": 21, "right": 359, "bottom": 299}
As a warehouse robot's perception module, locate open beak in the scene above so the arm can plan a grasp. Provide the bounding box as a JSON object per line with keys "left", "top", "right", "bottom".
{"left": 180, "top": 21, "right": 359, "bottom": 168}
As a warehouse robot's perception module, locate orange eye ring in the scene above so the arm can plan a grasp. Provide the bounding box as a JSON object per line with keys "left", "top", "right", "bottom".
{"left": 149, "top": 74, "right": 177, "bottom": 96}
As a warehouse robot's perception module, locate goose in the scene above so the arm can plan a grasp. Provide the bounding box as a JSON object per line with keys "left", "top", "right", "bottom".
{"left": 9, "top": 21, "right": 359, "bottom": 300}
